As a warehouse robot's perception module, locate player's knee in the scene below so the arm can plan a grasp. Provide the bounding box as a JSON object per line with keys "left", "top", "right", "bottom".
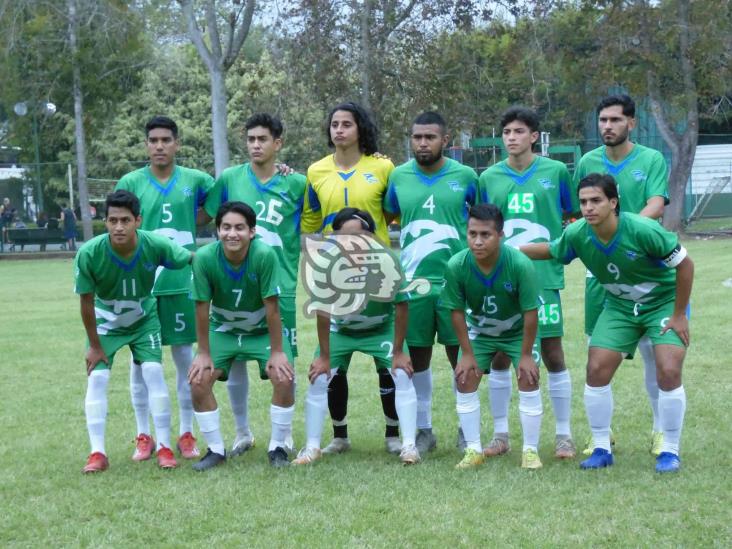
{"left": 656, "top": 362, "right": 682, "bottom": 390}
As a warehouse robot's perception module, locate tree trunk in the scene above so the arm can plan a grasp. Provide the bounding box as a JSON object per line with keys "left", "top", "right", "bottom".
{"left": 209, "top": 65, "right": 230, "bottom": 177}
{"left": 68, "top": 0, "right": 93, "bottom": 241}
{"left": 663, "top": 131, "right": 698, "bottom": 231}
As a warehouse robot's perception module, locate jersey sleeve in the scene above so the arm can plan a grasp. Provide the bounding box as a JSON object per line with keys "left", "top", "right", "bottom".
{"left": 645, "top": 152, "right": 670, "bottom": 205}
{"left": 548, "top": 224, "right": 579, "bottom": 265}
{"left": 638, "top": 219, "right": 682, "bottom": 264}
{"left": 257, "top": 245, "right": 282, "bottom": 299}
{"left": 156, "top": 234, "right": 192, "bottom": 270}
{"left": 477, "top": 170, "right": 491, "bottom": 204}
{"left": 515, "top": 254, "right": 540, "bottom": 311}
{"left": 301, "top": 173, "right": 323, "bottom": 233}
{"left": 383, "top": 180, "right": 400, "bottom": 215}
{"left": 204, "top": 178, "right": 226, "bottom": 219}
{"left": 558, "top": 163, "right": 576, "bottom": 213}
{"left": 197, "top": 172, "right": 215, "bottom": 211}
{"left": 191, "top": 252, "right": 213, "bottom": 302}
{"left": 465, "top": 167, "right": 479, "bottom": 206}
{"left": 114, "top": 174, "right": 132, "bottom": 193}
{"left": 74, "top": 248, "right": 96, "bottom": 295}
{"left": 439, "top": 258, "right": 465, "bottom": 311}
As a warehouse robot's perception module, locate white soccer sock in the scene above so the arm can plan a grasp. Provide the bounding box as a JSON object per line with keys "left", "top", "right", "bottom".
{"left": 638, "top": 336, "right": 661, "bottom": 432}
{"left": 129, "top": 359, "right": 150, "bottom": 435}
{"left": 488, "top": 368, "right": 512, "bottom": 434}
{"left": 303, "top": 374, "right": 329, "bottom": 449}
{"left": 269, "top": 404, "right": 295, "bottom": 452}
{"left": 456, "top": 390, "right": 481, "bottom": 452}
{"left": 86, "top": 369, "right": 110, "bottom": 455}
{"left": 194, "top": 408, "right": 225, "bottom": 455}
{"left": 547, "top": 370, "right": 572, "bottom": 437}
{"left": 659, "top": 386, "right": 686, "bottom": 455}
{"left": 140, "top": 361, "right": 172, "bottom": 450}
{"left": 584, "top": 384, "right": 613, "bottom": 452}
{"left": 412, "top": 368, "right": 433, "bottom": 429}
{"left": 171, "top": 344, "right": 194, "bottom": 435}
{"left": 519, "top": 389, "right": 543, "bottom": 452}
{"left": 392, "top": 369, "right": 417, "bottom": 447}
{"left": 226, "top": 361, "right": 251, "bottom": 437}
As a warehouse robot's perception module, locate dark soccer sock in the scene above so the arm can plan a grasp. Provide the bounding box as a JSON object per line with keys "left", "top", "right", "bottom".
{"left": 328, "top": 372, "right": 349, "bottom": 438}
{"left": 379, "top": 370, "right": 400, "bottom": 438}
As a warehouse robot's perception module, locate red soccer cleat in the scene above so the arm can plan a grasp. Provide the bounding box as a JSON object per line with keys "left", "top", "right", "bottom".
{"left": 157, "top": 446, "right": 178, "bottom": 469}
{"left": 82, "top": 452, "right": 109, "bottom": 474}
{"left": 176, "top": 432, "right": 200, "bottom": 459}
{"left": 132, "top": 434, "right": 155, "bottom": 461}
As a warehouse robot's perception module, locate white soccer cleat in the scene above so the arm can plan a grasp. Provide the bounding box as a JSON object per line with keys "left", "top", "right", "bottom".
{"left": 292, "top": 447, "right": 322, "bottom": 465}
{"left": 231, "top": 432, "right": 255, "bottom": 457}
{"left": 399, "top": 444, "right": 421, "bottom": 465}
{"left": 322, "top": 437, "right": 351, "bottom": 454}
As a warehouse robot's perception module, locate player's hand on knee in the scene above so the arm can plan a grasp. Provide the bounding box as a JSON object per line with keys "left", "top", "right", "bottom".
{"left": 517, "top": 355, "right": 539, "bottom": 386}
{"left": 308, "top": 356, "right": 331, "bottom": 384}
{"left": 189, "top": 353, "right": 214, "bottom": 385}
{"left": 661, "top": 314, "right": 690, "bottom": 347}
{"left": 85, "top": 346, "right": 109, "bottom": 376}
{"left": 454, "top": 354, "right": 479, "bottom": 386}
{"left": 267, "top": 351, "right": 294, "bottom": 383}
{"left": 391, "top": 350, "right": 413, "bottom": 378}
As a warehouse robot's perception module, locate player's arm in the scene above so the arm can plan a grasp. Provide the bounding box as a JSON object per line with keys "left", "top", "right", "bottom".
{"left": 519, "top": 242, "right": 552, "bottom": 260}
{"left": 188, "top": 300, "right": 214, "bottom": 384}
{"left": 661, "top": 254, "right": 694, "bottom": 346}
{"left": 197, "top": 209, "right": 212, "bottom": 226}
{"left": 517, "top": 308, "right": 540, "bottom": 385}
{"left": 639, "top": 196, "right": 665, "bottom": 220}
{"left": 264, "top": 296, "right": 294, "bottom": 382}
{"left": 79, "top": 293, "right": 109, "bottom": 375}
{"left": 309, "top": 311, "right": 332, "bottom": 383}
{"left": 391, "top": 301, "right": 412, "bottom": 377}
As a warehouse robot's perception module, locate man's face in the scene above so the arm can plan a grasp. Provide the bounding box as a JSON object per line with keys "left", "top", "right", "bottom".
{"left": 579, "top": 186, "right": 617, "bottom": 225}
{"left": 598, "top": 105, "right": 635, "bottom": 147}
{"left": 411, "top": 123, "right": 448, "bottom": 167}
{"left": 467, "top": 217, "right": 502, "bottom": 260}
{"left": 502, "top": 120, "right": 538, "bottom": 156}
{"left": 146, "top": 128, "right": 179, "bottom": 169}
{"left": 246, "top": 126, "right": 281, "bottom": 166}
{"left": 105, "top": 206, "right": 141, "bottom": 246}
{"left": 330, "top": 110, "right": 359, "bottom": 149}
{"left": 217, "top": 211, "right": 255, "bottom": 254}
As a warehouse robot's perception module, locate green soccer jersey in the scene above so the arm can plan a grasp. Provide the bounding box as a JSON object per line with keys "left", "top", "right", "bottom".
{"left": 550, "top": 213, "right": 683, "bottom": 311}
{"left": 573, "top": 144, "right": 669, "bottom": 214}
{"left": 115, "top": 165, "right": 214, "bottom": 296}
{"left": 440, "top": 245, "right": 540, "bottom": 341}
{"left": 204, "top": 163, "right": 306, "bottom": 298}
{"left": 384, "top": 158, "right": 478, "bottom": 289}
{"left": 74, "top": 230, "right": 192, "bottom": 336}
{"left": 479, "top": 156, "right": 573, "bottom": 289}
{"left": 192, "top": 238, "right": 281, "bottom": 336}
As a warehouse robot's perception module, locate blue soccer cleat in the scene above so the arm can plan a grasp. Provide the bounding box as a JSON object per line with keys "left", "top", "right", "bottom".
{"left": 655, "top": 452, "right": 681, "bottom": 473}
{"left": 579, "top": 448, "right": 614, "bottom": 470}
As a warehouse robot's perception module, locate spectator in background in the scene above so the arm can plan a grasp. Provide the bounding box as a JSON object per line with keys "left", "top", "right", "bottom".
{"left": 60, "top": 202, "right": 78, "bottom": 251}
{"left": 37, "top": 212, "right": 49, "bottom": 229}
{"left": 1, "top": 197, "right": 16, "bottom": 247}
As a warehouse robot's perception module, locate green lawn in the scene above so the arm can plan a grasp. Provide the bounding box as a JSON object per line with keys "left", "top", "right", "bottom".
{"left": 1, "top": 238, "right": 731, "bottom": 547}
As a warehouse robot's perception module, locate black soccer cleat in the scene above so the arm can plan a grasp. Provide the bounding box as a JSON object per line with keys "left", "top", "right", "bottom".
{"left": 267, "top": 446, "right": 290, "bottom": 468}
{"left": 192, "top": 448, "right": 226, "bottom": 471}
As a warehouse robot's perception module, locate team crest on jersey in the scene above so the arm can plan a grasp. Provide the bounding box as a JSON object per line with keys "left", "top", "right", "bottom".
{"left": 363, "top": 173, "right": 378, "bottom": 184}
{"left": 632, "top": 170, "right": 647, "bottom": 182}
{"left": 300, "top": 233, "right": 430, "bottom": 318}
{"left": 539, "top": 178, "right": 555, "bottom": 189}
{"left": 503, "top": 282, "right": 514, "bottom": 292}
{"left": 447, "top": 181, "right": 464, "bottom": 192}
{"left": 182, "top": 187, "right": 193, "bottom": 197}
{"left": 625, "top": 250, "right": 639, "bottom": 261}
{"left": 249, "top": 272, "right": 258, "bottom": 281}
{"left": 143, "top": 261, "right": 156, "bottom": 272}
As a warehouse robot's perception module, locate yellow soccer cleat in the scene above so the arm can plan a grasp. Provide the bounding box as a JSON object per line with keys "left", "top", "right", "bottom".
{"left": 521, "top": 449, "right": 543, "bottom": 470}
{"left": 455, "top": 448, "right": 485, "bottom": 470}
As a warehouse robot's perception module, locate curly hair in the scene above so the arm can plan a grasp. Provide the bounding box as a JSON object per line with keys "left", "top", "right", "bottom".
{"left": 326, "top": 102, "right": 379, "bottom": 155}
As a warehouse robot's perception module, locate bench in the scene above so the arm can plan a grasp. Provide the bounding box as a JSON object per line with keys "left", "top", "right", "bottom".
{"left": 5, "top": 227, "right": 81, "bottom": 251}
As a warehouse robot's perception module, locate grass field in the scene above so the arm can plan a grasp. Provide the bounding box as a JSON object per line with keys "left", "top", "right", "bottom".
{"left": 1, "top": 237, "right": 731, "bottom": 547}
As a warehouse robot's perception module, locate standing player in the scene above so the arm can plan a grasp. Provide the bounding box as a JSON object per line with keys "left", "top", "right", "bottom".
{"left": 522, "top": 174, "right": 692, "bottom": 473}
{"left": 188, "top": 201, "right": 295, "bottom": 470}
{"left": 441, "top": 204, "right": 544, "bottom": 470}
{"left": 302, "top": 102, "right": 400, "bottom": 454}
{"left": 115, "top": 116, "right": 214, "bottom": 461}
{"left": 75, "top": 190, "right": 193, "bottom": 473}
{"left": 575, "top": 95, "right": 669, "bottom": 455}
{"left": 383, "top": 111, "right": 478, "bottom": 455}
{"left": 293, "top": 208, "right": 420, "bottom": 465}
{"left": 478, "top": 107, "right": 576, "bottom": 459}
{"left": 203, "top": 113, "right": 305, "bottom": 457}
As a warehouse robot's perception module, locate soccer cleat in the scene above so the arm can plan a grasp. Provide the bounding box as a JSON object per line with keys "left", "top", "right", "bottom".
{"left": 650, "top": 432, "right": 664, "bottom": 456}
{"left": 284, "top": 435, "right": 296, "bottom": 457}
{"left": 176, "top": 432, "right": 200, "bottom": 459}
{"left": 292, "top": 447, "right": 322, "bottom": 465}
{"left": 399, "top": 444, "right": 421, "bottom": 465}
{"left": 582, "top": 429, "right": 616, "bottom": 456}
{"left": 522, "top": 449, "right": 543, "bottom": 469}
{"left": 456, "top": 427, "right": 466, "bottom": 452}
{"left": 157, "top": 446, "right": 178, "bottom": 469}
{"left": 231, "top": 433, "right": 256, "bottom": 457}
{"left": 192, "top": 448, "right": 226, "bottom": 471}
{"left": 455, "top": 448, "right": 485, "bottom": 470}
{"left": 415, "top": 429, "right": 437, "bottom": 455}
{"left": 385, "top": 436, "right": 402, "bottom": 455}
{"left": 82, "top": 452, "right": 109, "bottom": 474}
{"left": 132, "top": 433, "right": 155, "bottom": 461}
{"left": 655, "top": 452, "right": 681, "bottom": 473}
{"left": 268, "top": 446, "right": 290, "bottom": 468}
{"left": 555, "top": 436, "right": 577, "bottom": 459}
{"left": 322, "top": 437, "right": 352, "bottom": 455}
{"left": 579, "top": 448, "right": 614, "bottom": 470}
{"left": 483, "top": 436, "right": 510, "bottom": 457}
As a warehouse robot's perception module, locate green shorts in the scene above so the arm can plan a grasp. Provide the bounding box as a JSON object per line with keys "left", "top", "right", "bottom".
{"left": 537, "top": 289, "right": 564, "bottom": 339}
{"left": 91, "top": 317, "right": 163, "bottom": 371}
{"left": 465, "top": 335, "right": 524, "bottom": 373}
{"left": 209, "top": 330, "right": 294, "bottom": 381}
{"left": 590, "top": 299, "right": 686, "bottom": 359}
{"left": 584, "top": 273, "right": 606, "bottom": 336}
{"left": 157, "top": 293, "right": 196, "bottom": 346}
{"left": 315, "top": 326, "right": 404, "bottom": 372}
{"left": 407, "top": 293, "right": 458, "bottom": 347}
{"left": 280, "top": 296, "right": 298, "bottom": 357}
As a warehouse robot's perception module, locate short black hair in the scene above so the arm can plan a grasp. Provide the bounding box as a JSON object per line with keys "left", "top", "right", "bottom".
{"left": 326, "top": 102, "right": 379, "bottom": 155}
{"left": 413, "top": 111, "right": 447, "bottom": 135}
{"left": 500, "top": 106, "right": 540, "bottom": 133}
{"left": 145, "top": 116, "right": 179, "bottom": 139}
{"left": 215, "top": 201, "right": 256, "bottom": 229}
{"left": 105, "top": 190, "right": 140, "bottom": 218}
{"left": 245, "top": 113, "right": 284, "bottom": 139}
{"left": 468, "top": 203, "right": 504, "bottom": 233}
{"left": 578, "top": 173, "right": 620, "bottom": 215}
{"left": 596, "top": 94, "right": 635, "bottom": 118}
{"left": 332, "top": 207, "right": 376, "bottom": 233}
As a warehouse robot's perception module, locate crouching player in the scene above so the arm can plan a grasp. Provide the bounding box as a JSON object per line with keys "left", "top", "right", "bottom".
{"left": 521, "top": 173, "right": 693, "bottom": 473}
{"left": 188, "top": 201, "right": 295, "bottom": 470}
{"left": 75, "top": 190, "right": 193, "bottom": 473}
{"left": 293, "top": 208, "right": 420, "bottom": 466}
{"left": 440, "top": 204, "right": 544, "bottom": 469}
